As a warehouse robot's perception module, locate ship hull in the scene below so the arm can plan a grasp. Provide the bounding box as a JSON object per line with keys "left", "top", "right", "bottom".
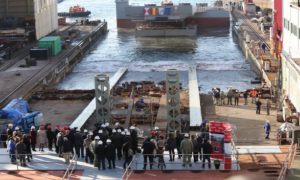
{"left": 117, "top": 17, "right": 229, "bottom": 28}
{"left": 58, "top": 12, "right": 91, "bottom": 17}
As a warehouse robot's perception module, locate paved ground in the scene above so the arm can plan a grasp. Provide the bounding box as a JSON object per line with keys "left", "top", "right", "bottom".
{"left": 198, "top": 95, "right": 283, "bottom": 145}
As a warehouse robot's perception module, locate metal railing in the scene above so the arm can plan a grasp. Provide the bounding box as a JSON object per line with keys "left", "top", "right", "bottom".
{"left": 120, "top": 155, "right": 136, "bottom": 180}
{"left": 62, "top": 154, "right": 78, "bottom": 180}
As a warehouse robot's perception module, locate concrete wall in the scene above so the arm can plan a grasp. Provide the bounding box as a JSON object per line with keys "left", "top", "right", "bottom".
{"left": 135, "top": 28, "right": 197, "bottom": 37}
{"left": 34, "top": 0, "right": 58, "bottom": 40}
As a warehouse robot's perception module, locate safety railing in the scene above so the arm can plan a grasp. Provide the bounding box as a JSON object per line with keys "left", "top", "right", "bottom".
{"left": 62, "top": 154, "right": 77, "bottom": 180}
{"left": 277, "top": 141, "right": 298, "bottom": 180}
{"left": 120, "top": 155, "right": 136, "bottom": 180}
{"left": 0, "top": 153, "right": 76, "bottom": 171}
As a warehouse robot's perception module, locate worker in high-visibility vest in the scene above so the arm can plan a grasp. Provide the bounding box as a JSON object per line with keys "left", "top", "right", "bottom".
{"left": 250, "top": 88, "right": 257, "bottom": 103}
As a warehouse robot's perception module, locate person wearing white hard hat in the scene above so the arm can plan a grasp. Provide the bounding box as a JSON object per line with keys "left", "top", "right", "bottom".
{"left": 105, "top": 139, "right": 116, "bottom": 169}
{"left": 13, "top": 127, "right": 22, "bottom": 138}
{"left": 95, "top": 140, "right": 106, "bottom": 170}
{"left": 7, "top": 124, "right": 13, "bottom": 137}
{"left": 89, "top": 136, "right": 100, "bottom": 167}
{"left": 234, "top": 90, "right": 240, "bottom": 106}
{"left": 74, "top": 129, "right": 84, "bottom": 158}
{"left": 180, "top": 133, "right": 193, "bottom": 167}
{"left": 83, "top": 132, "right": 94, "bottom": 163}
{"left": 264, "top": 121, "right": 271, "bottom": 139}
{"left": 266, "top": 99, "right": 271, "bottom": 115}
{"left": 30, "top": 126, "right": 37, "bottom": 151}
{"left": 115, "top": 122, "right": 124, "bottom": 132}
{"left": 105, "top": 123, "right": 112, "bottom": 136}
{"left": 130, "top": 126, "right": 138, "bottom": 154}
{"left": 96, "top": 141, "right": 106, "bottom": 170}
{"left": 98, "top": 130, "right": 107, "bottom": 146}
{"left": 110, "top": 129, "right": 122, "bottom": 160}
{"left": 82, "top": 129, "right": 88, "bottom": 140}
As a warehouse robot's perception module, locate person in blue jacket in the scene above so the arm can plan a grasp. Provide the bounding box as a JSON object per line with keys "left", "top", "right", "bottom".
{"left": 264, "top": 120, "right": 271, "bottom": 139}
{"left": 199, "top": 119, "right": 208, "bottom": 138}
{"left": 135, "top": 97, "right": 148, "bottom": 111}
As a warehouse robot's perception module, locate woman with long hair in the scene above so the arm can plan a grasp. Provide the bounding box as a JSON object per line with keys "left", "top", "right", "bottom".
{"left": 167, "top": 132, "right": 176, "bottom": 161}
{"left": 157, "top": 134, "right": 166, "bottom": 168}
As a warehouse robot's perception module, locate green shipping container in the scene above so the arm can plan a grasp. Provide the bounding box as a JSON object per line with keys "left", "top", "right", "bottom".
{"left": 38, "top": 36, "right": 61, "bottom": 56}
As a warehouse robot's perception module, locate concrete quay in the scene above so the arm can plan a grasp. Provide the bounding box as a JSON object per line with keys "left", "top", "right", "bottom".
{"left": 0, "top": 22, "right": 108, "bottom": 109}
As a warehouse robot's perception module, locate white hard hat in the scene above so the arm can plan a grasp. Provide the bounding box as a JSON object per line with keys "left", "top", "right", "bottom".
{"left": 266, "top": 120, "right": 269, "bottom": 123}
{"left": 105, "top": 123, "right": 109, "bottom": 126}
{"left": 126, "top": 132, "right": 130, "bottom": 136}
{"left": 121, "top": 131, "right": 125, "bottom": 135}
{"left": 89, "top": 132, "right": 93, "bottom": 135}
{"left": 84, "top": 129, "right": 88, "bottom": 133}
{"left": 117, "top": 129, "right": 121, "bottom": 133}
{"left": 98, "top": 140, "right": 103, "bottom": 145}
{"left": 106, "top": 139, "right": 112, "bottom": 143}
{"left": 124, "top": 129, "right": 128, "bottom": 132}
{"left": 76, "top": 129, "right": 80, "bottom": 132}
{"left": 112, "top": 129, "right": 116, "bottom": 133}
{"left": 252, "top": 88, "right": 255, "bottom": 89}
{"left": 130, "top": 126, "right": 135, "bottom": 130}
{"left": 115, "top": 122, "right": 119, "bottom": 127}
{"left": 266, "top": 99, "right": 269, "bottom": 101}
{"left": 95, "top": 136, "right": 100, "bottom": 140}
{"left": 184, "top": 133, "right": 189, "bottom": 137}
{"left": 98, "top": 130, "right": 103, "bottom": 133}
{"left": 155, "top": 126, "right": 159, "bottom": 130}
{"left": 101, "top": 124, "right": 106, "bottom": 128}
{"left": 8, "top": 124, "right": 13, "bottom": 127}
{"left": 15, "top": 127, "right": 19, "bottom": 130}
{"left": 31, "top": 126, "right": 35, "bottom": 129}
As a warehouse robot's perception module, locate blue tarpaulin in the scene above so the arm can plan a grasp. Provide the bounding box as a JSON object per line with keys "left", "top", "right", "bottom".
{"left": 1, "top": 99, "right": 30, "bottom": 127}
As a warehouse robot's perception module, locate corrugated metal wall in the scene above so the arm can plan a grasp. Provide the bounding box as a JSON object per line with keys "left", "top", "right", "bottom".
{"left": 34, "top": 0, "right": 58, "bottom": 40}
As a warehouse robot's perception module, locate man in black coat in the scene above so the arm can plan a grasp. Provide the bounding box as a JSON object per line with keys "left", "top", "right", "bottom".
{"left": 53, "top": 124, "right": 61, "bottom": 154}
{"left": 105, "top": 123, "right": 112, "bottom": 136}
{"left": 95, "top": 141, "right": 106, "bottom": 170}
{"left": 69, "top": 127, "right": 76, "bottom": 155}
{"left": 196, "top": 133, "right": 203, "bottom": 160}
{"left": 130, "top": 126, "right": 138, "bottom": 154}
{"left": 105, "top": 139, "right": 116, "bottom": 169}
{"left": 142, "top": 137, "right": 155, "bottom": 170}
{"left": 98, "top": 130, "right": 106, "bottom": 146}
{"left": 46, "top": 126, "right": 54, "bottom": 151}
{"left": 175, "top": 130, "right": 183, "bottom": 159}
{"left": 7, "top": 124, "right": 13, "bottom": 137}
{"left": 110, "top": 129, "right": 122, "bottom": 160}
{"left": 201, "top": 139, "right": 213, "bottom": 168}
{"left": 62, "top": 137, "right": 73, "bottom": 163}
{"left": 256, "top": 99, "right": 262, "bottom": 114}
{"left": 74, "top": 129, "right": 84, "bottom": 158}
{"left": 123, "top": 132, "right": 133, "bottom": 145}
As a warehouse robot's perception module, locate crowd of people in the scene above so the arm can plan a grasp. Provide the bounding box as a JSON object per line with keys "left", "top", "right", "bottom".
{"left": 1, "top": 121, "right": 215, "bottom": 170}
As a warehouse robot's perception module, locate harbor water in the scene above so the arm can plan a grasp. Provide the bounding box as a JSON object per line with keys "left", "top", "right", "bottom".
{"left": 57, "top": 0, "right": 257, "bottom": 93}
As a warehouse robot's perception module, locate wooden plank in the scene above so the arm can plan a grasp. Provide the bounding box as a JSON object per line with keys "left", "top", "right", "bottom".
{"left": 189, "top": 66, "right": 202, "bottom": 126}
{"left": 70, "top": 67, "right": 127, "bottom": 129}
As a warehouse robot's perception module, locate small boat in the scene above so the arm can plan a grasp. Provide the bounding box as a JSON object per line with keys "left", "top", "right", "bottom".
{"left": 58, "top": 5, "right": 91, "bottom": 17}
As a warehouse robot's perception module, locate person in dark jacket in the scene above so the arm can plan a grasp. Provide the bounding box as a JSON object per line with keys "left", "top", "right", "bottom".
{"left": 62, "top": 137, "right": 72, "bottom": 163}
{"left": 23, "top": 134, "right": 32, "bottom": 162}
{"left": 7, "top": 124, "right": 13, "bottom": 137}
{"left": 105, "top": 139, "right": 116, "bottom": 169}
{"left": 82, "top": 129, "right": 88, "bottom": 140}
{"left": 123, "top": 132, "right": 133, "bottom": 145}
{"left": 16, "top": 138, "right": 27, "bottom": 166}
{"left": 74, "top": 129, "right": 84, "bottom": 158}
{"left": 256, "top": 99, "right": 262, "bottom": 114}
{"left": 201, "top": 139, "right": 213, "bottom": 168}
{"left": 98, "top": 130, "right": 107, "bottom": 146}
{"left": 175, "top": 130, "right": 183, "bottom": 159}
{"left": 53, "top": 124, "right": 61, "bottom": 154}
{"left": 234, "top": 90, "right": 240, "bottom": 106}
{"left": 105, "top": 123, "right": 112, "bottom": 136}
{"left": 167, "top": 133, "right": 176, "bottom": 161}
{"left": 142, "top": 137, "right": 155, "bottom": 170}
{"left": 9, "top": 137, "right": 16, "bottom": 163}
{"left": 1, "top": 128, "right": 8, "bottom": 148}
{"left": 110, "top": 129, "right": 122, "bottom": 160}
{"left": 130, "top": 126, "right": 138, "bottom": 154}
{"left": 57, "top": 129, "right": 65, "bottom": 157}
{"left": 243, "top": 90, "right": 248, "bottom": 105}
{"left": 46, "top": 126, "right": 53, "bottom": 151}
{"left": 196, "top": 133, "right": 203, "bottom": 160}
{"left": 30, "top": 126, "right": 37, "bottom": 151}
{"left": 122, "top": 141, "right": 132, "bottom": 169}
{"left": 95, "top": 141, "right": 106, "bottom": 170}
{"left": 69, "top": 128, "right": 76, "bottom": 155}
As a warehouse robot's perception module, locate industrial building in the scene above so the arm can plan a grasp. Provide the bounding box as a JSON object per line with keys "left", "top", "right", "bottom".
{"left": 280, "top": 0, "right": 300, "bottom": 113}
{"left": 0, "top": 0, "right": 58, "bottom": 40}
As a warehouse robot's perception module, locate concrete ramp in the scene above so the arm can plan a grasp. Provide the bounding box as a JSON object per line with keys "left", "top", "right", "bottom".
{"left": 70, "top": 67, "right": 127, "bottom": 129}
{"left": 236, "top": 146, "right": 283, "bottom": 154}
{"left": 189, "top": 66, "right": 202, "bottom": 126}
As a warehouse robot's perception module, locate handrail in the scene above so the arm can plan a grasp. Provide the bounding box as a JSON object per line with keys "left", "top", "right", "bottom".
{"left": 121, "top": 155, "right": 136, "bottom": 180}
{"left": 62, "top": 154, "right": 77, "bottom": 180}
